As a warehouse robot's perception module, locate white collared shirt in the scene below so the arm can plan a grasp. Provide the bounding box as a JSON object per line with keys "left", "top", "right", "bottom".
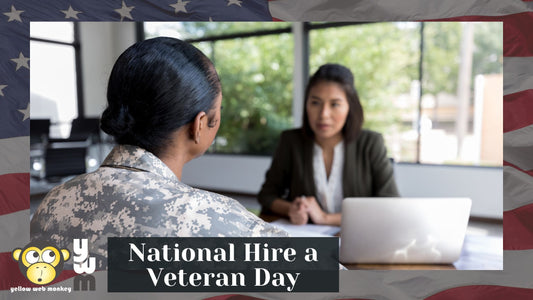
{"left": 312, "top": 141, "right": 344, "bottom": 213}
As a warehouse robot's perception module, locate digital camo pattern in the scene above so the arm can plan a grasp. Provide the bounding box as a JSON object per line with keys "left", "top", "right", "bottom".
{"left": 30, "top": 145, "right": 288, "bottom": 269}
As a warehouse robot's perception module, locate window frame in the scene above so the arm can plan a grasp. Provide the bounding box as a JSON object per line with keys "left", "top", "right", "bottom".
{"left": 30, "top": 22, "right": 85, "bottom": 121}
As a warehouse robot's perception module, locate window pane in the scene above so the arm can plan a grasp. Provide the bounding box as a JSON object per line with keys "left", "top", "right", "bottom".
{"left": 209, "top": 33, "right": 294, "bottom": 155}
{"left": 310, "top": 23, "right": 420, "bottom": 162}
{"left": 30, "top": 22, "right": 74, "bottom": 43}
{"left": 144, "top": 22, "right": 289, "bottom": 40}
{"left": 309, "top": 22, "right": 503, "bottom": 167}
{"left": 421, "top": 22, "right": 503, "bottom": 166}
{"left": 30, "top": 41, "right": 78, "bottom": 138}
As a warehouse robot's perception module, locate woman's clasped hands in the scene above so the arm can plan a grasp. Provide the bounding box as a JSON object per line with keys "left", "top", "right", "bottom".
{"left": 288, "top": 196, "right": 328, "bottom": 225}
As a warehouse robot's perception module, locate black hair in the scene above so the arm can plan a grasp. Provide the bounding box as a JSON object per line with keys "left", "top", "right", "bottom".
{"left": 100, "top": 37, "right": 221, "bottom": 156}
{"left": 302, "top": 63, "right": 364, "bottom": 142}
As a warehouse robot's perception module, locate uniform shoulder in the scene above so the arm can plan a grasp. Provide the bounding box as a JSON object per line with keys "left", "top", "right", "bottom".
{"left": 45, "top": 172, "right": 90, "bottom": 194}
{"left": 187, "top": 185, "right": 240, "bottom": 209}
{"left": 196, "top": 188, "right": 229, "bottom": 202}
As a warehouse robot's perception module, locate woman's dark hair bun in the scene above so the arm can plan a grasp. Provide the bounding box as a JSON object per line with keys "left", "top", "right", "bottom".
{"left": 100, "top": 104, "right": 135, "bottom": 141}
{"left": 100, "top": 37, "right": 221, "bottom": 156}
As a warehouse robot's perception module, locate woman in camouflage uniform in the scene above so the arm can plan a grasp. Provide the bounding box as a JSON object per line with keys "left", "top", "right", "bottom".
{"left": 31, "top": 37, "right": 287, "bottom": 269}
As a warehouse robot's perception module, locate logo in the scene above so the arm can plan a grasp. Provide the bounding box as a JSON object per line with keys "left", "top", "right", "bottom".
{"left": 12, "top": 240, "right": 70, "bottom": 285}
{"left": 11, "top": 238, "right": 97, "bottom": 293}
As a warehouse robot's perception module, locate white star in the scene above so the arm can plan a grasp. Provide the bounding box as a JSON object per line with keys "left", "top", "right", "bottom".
{"left": 169, "top": 0, "right": 190, "bottom": 13}
{"left": 61, "top": 5, "right": 82, "bottom": 20}
{"left": 11, "top": 52, "right": 30, "bottom": 71}
{"left": 0, "top": 85, "right": 6, "bottom": 97}
{"left": 3, "top": 5, "right": 24, "bottom": 22}
{"left": 227, "top": 0, "right": 242, "bottom": 7}
{"left": 114, "top": 1, "right": 134, "bottom": 21}
{"left": 18, "top": 103, "right": 30, "bottom": 122}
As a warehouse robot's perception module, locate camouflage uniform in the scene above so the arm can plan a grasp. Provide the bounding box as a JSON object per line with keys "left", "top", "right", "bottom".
{"left": 30, "top": 145, "right": 288, "bottom": 269}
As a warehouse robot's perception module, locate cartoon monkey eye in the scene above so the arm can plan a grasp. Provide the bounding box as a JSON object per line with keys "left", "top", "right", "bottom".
{"left": 25, "top": 250, "right": 40, "bottom": 264}
{"left": 42, "top": 250, "right": 56, "bottom": 263}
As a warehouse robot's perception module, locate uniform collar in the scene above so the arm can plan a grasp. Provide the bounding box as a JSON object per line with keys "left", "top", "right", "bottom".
{"left": 101, "top": 145, "right": 178, "bottom": 182}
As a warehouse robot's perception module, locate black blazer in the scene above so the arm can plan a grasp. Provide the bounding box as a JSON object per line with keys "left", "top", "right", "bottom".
{"left": 258, "top": 128, "right": 399, "bottom": 212}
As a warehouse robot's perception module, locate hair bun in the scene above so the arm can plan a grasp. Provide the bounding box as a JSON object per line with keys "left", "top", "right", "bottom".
{"left": 100, "top": 104, "right": 135, "bottom": 141}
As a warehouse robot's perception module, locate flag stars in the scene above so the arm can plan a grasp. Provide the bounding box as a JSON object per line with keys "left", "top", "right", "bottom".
{"left": 227, "top": 0, "right": 243, "bottom": 7}
{"left": 18, "top": 103, "right": 30, "bottom": 122}
{"left": 170, "top": 0, "right": 190, "bottom": 13}
{"left": 0, "top": 85, "right": 6, "bottom": 97}
{"left": 114, "top": 1, "right": 134, "bottom": 21}
{"left": 61, "top": 5, "right": 82, "bottom": 20}
{"left": 11, "top": 52, "right": 30, "bottom": 71}
{"left": 3, "top": 5, "right": 24, "bottom": 22}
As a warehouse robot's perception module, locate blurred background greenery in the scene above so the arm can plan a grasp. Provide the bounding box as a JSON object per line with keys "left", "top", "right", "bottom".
{"left": 145, "top": 22, "right": 502, "bottom": 165}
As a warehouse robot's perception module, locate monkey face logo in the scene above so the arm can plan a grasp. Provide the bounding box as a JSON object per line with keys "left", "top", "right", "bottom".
{"left": 12, "top": 240, "right": 70, "bottom": 285}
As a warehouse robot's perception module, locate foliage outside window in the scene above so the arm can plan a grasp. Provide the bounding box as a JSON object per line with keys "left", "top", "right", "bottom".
{"left": 420, "top": 22, "right": 502, "bottom": 166}
{"left": 145, "top": 22, "right": 502, "bottom": 167}
{"left": 309, "top": 22, "right": 502, "bottom": 166}
{"left": 310, "top": 22, "right": 420, "bottom": 162}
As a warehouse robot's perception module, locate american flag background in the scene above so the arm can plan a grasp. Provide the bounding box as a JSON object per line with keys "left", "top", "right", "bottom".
{"left": 0, "top": 0, "right": 532, "bottom": 299}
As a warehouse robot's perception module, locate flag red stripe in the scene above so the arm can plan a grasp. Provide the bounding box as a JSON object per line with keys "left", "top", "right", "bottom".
{"left": 0, "top": 173, "right": 29, "bottom": 216}
{"left": 504, "top": 160, "right": 533, "bottom": 177}
{"left": 503, "top": 12, "right": 533, "bottom": 57}
{"left": 504, "top": 203, "right": 533, "bottom": 250}
{"left": 0, "top": 252, "right": 31, "bottom": 290}
{"left": 427, "top": 12, "right": 533, "bottom": 57}
{"left": 425, "top": 285, "right": 533, "bottom": 300}
{"left": 504, "top": 90, "right": 533, "bottom": 133}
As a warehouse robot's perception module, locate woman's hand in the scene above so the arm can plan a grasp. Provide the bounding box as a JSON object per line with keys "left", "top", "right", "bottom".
{"left": 302, "top": 196, "right": 328, "bottom": 225}
{"left": 288, "top": 197, "right": 309, "bottom": 225}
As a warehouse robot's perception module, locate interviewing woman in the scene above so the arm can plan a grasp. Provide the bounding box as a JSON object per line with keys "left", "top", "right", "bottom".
{"left": 258, "top": 64, "right": 399, "bottom": 226}
{"left": 31, "top": 37, "right": 287, "bottom": 269}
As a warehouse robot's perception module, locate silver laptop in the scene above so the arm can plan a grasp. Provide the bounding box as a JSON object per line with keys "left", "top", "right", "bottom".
{"left": 339, "top": 197, "right": 471, "bottom": 264}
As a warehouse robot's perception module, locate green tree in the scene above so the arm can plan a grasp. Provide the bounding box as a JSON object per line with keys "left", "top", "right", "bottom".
{"left": 310, "top": 23, "right": 419, "bottom": 135}
{"left": 201, "top": 32, "right": 294, "bottom": 155}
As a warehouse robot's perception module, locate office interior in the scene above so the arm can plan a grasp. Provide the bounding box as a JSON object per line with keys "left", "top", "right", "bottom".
{"left": 30, "top": 22, "right": 503, "bottom": 270}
